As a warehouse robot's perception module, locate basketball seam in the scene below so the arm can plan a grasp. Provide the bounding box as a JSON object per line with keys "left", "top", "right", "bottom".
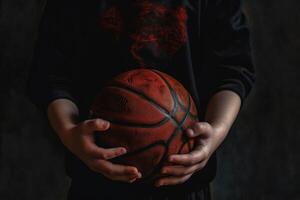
{"left": 92, "top": 86, "right": 171, "bottom": 128}
{"left": 107, "top": 84, "right": 179, "bottom": 125}
{"left": 150, "top": 70, "right": 195, "bottom": 154}
{"left": 145, "top": 92, "right": 192, "bottom": 181}
{"left": 113, "top": 140, "right": 166, "bottom": 159}
{"left": 144, "top": 70, "right": 192, "bottom": 180}
{"left": 152, "top": 70, "right": 198, "bottom": 120}
{"left": 102, "top": 70, "right": 195, "bottom": 181}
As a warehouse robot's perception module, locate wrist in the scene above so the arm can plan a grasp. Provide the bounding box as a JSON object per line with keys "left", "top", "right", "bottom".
{"left": 210, "top": 121, "right": 230, "bottom": 135}
{"left": 47, "top": 98, "right": 79, "bottom": 140}
{"left": 55, "top": 123, "right": 77, "bottom": 149}
{"left": 207, "top": 121, "right": 230, "bottom": 149}
{"left": 56, "top": 122, "right": 76, "bottom": 135}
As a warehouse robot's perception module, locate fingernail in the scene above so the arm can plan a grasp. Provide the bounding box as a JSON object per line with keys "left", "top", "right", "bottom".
{"left": 104, "top": 121, "right": 110, "bottom": 128}
{"left": 120, "top": 148, "right": 127, "bottom": 154}
{"left": 129, "top": 178, "right": 137, "bottom": 183}
{"left": 137, "top": 172, "right": 142, "bottom": 178}
{"left": 117, "top": 149, "right": 125, "bottom": 155}
{"left": 101, "top": 122, "right": 109, "bottom": 131}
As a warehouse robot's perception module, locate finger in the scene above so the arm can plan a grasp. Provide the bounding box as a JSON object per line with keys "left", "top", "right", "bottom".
{"left": 100, "top": 147, "right": 128, "bottom": 160}
{"left": 186, "top": 122, "right": 211, "bottom": 138}
{"left": 90, "top": 159, "right": 141, "bottom": 181}
{"left": 185, "top": 128, "right": 195, "bottom": 138}
{"left": 95, "top": 160, "right": 142, "bottom": 181}
{"left": 81, "top": 135, "right": 127, "bottom": 159}
{"left": 83, "top": 119, "right": 110, "bottom": 133}
{"left": 89, "top": 163, "right": 140, "bottom": 183}
{"left": 129, "top": 177, "right": 138, "bottom": 183}
{"left": 105, "top": 163, "right": 142, "bottom": 183}
{"left": 161, "top": 163, "right": 204, "bottom": 176}
{"left": 110, "top": 172, "right": 141, "bottom": 183}
{"left": 155, "top": 174, "right": 192, "bottom": 187}
{"left": 169, "top": 147, "right": 207, "bottom": 166}
{"left": 115, "top": 174, "right": 141, "bottom": 183}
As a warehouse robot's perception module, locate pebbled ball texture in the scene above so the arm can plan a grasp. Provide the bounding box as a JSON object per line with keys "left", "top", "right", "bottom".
{"left": 90, "top": 69, "right": 198, "bottom": 181}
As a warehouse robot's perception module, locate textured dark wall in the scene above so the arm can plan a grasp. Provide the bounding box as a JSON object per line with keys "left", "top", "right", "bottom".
{"left": 0, "top": 1, "right": 70, "bottom": 200}
{"left": 213, "top": 1, "right": 300, "bottom": 199}
{"left": 0, "top": 0, "right": 299, "bottom": 200}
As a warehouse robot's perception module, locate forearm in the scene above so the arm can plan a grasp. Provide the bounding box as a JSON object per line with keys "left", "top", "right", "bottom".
{"left": 205, "top": 90, "right": 241, "bottom": 140}
{"left": 47, "top": 99, "right": 79, "bottom": 141}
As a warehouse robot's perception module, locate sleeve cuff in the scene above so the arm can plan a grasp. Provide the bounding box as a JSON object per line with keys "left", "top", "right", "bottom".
{"left": 208, "top": 80, "right": 246, "bottom": 106}
{"left": 32, "top": 89, "right": 78, "bottom": 114}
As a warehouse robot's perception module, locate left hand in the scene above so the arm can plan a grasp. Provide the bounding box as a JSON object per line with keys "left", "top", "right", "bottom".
{"left": 155, "top": 122, "right": 227, "bottom": 187}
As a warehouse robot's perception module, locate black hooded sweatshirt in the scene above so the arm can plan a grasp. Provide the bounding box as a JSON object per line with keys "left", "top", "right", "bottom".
{"left": 28, "top": 0, "right": 255, "bottom": 196}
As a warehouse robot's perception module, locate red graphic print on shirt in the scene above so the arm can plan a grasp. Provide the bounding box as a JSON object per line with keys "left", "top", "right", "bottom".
{"left": 100, "top": 0, "right": 188, "bottom": 66}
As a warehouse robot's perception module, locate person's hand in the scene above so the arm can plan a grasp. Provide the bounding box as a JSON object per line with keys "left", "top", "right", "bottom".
{"left": 59, "top": 118, "right": 142, "bottom": 183}
{"left": 155, "top": 122, "right": 227, "bottom": 187}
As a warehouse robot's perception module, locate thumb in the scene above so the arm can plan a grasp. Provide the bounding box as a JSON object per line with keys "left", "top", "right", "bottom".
{"left": 186, "top": 122, "right": 211, "bottom": 138}
{"left": 83, "top": 119, "right": 110, "bottom": 133}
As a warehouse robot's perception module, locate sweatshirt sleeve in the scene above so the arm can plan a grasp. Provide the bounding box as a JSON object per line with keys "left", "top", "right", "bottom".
{"left": 28, "top": 1, "right": 78, "bottom": 112}
{"left": 200, "top": 0, "right": 256, "bottom": 104}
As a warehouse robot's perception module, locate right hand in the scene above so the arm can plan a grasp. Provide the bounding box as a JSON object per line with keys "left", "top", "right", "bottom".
{"left": 59, "top": 118, "right": 142, "bottom": 183}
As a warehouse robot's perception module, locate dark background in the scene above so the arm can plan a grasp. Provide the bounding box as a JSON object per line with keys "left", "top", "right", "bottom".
{"left": 0, "top": 0, "right": 299, "bottom": 199}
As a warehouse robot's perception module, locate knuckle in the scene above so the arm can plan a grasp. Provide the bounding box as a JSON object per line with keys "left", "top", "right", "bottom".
{"left": 95, "top": 151, "right": 104, "bottom": 159}
{"left": 202, "top": 149, "right": 209, "bottom": 158}
{"left": 194, "top": 123, "right": 202, "bottom": 131}
{"left": 202, "top": 122, "right": 210, "bottom": 128}
{"left": 189, "top": 155, "right": 197, "bottom": 165}
{"left": 196, "top": 122, "right": 209, "bottom": 132}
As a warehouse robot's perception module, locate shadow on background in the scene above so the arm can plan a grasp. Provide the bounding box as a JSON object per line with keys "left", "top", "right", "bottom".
{"left": 0, "top": 0, "right": 299, "bottom": 199}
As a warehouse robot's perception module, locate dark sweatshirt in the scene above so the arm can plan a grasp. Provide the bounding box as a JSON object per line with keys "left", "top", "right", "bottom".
{"left": 28, "top": 0, "right": 255, "bottom": 196}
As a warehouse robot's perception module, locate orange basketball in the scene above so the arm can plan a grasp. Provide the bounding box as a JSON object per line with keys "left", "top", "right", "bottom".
{"left": 90, "top": 69, "right": 198, "bottom": 181}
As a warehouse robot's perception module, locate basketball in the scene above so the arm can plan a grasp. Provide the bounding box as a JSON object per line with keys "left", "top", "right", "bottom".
{"left": 90, "top": 69, "right": 198, "bottom": 181}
